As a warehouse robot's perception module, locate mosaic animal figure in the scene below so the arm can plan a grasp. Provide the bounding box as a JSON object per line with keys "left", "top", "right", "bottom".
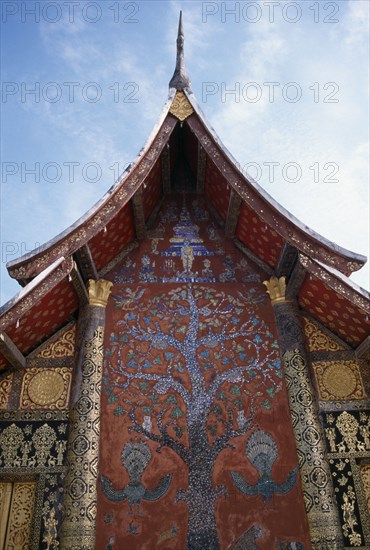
{"left": 112, "top": 287, "right": 145, "bottom": 309}
{"left": 101, "top": 440, "right": 172, "bottom": 513}
{"left": 231, "top": 524, "right": 264, "bottom": 549}
{"left": 231, "top": 430, "right": 298, "bottom": 505}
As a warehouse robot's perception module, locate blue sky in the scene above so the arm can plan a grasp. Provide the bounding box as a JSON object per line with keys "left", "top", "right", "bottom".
{"left": 1, "top": 0, "right": 369, "bottom": 304}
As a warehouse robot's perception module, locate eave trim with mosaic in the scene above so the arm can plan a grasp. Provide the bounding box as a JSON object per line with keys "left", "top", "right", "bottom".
{"left": 298, "top": 255, "right": 370, "bottom": 347}
{"left": 184, "top": 90, "right": 365, "bottom": 276}
{"left": 7, "top": 113, "right": 177, "bottom": 282}
{"left": 7, "top": 86, "right": 366, "bottom": 283}
{"left": 299, "top": 255, "right": 370, "bottom": 314}
{"left": 0, "top": 257, "right": 74, "bottom": 330}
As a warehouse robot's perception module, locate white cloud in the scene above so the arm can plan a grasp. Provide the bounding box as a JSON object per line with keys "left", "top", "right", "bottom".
{"left": 345, "top": 0, "right": 370, "bottom": 45}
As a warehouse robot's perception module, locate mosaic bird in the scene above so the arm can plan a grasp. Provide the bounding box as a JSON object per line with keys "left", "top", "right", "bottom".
{"left": 231, "top": 430, "right": 298, "bottom": 505}
{"left": 113, "top": 287, "right": 145, "bottom": 309}
{"left": 101, "top": 440, "right": 172, "bottom": 513}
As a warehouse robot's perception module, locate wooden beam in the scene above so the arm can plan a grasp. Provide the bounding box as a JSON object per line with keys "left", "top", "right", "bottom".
{"left": 356, "top": 335, "right": 370, "bottom": 360}
{"left": 286, "top": 260, "right": 307, "bottom": 299}
{"left": 234, "top": 238, "right": 274, "bottom": 276}
{"left": 276, "top": 243, "right": 298, "bottom": 279}
{"left": 208, "top": 201, "right": 225, "bottom": 230}
{"left": 161, "top": 145, "right": 171, "bottom": 194}
{"left": 225, "top": 191, "right": 242, "bottom": 237}
{"left": 0, "top": 332, "right": 26, "bottom": 370}
{"left": 147, "top": 196, "right": 164, "bottom": 230}
{"left": 196, "top": 143, "right": 206, "bottom": 194}
{"left": 73, "top": 244, "right": 98, "bottom": 282}
{"left": 70, "top": 262, "right": 89, "bottom": 305}
{"left": 131, "top": 188, "right": 146, "bottom": 240}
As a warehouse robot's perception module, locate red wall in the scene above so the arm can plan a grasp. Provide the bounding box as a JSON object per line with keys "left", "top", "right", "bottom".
{"left": 96, "top": 194, "right": 311, "bottom": 549}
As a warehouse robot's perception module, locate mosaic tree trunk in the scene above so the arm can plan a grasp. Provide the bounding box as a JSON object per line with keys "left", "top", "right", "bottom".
{"left": 102, "top": 284, "right": 283, "bottom": 548}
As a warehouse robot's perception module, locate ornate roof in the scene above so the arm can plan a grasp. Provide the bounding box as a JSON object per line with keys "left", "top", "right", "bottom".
{"left": 1, "top": 13, "right": 369, "bottom": 374}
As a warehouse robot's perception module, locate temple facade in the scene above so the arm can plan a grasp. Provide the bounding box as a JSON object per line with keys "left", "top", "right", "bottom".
{"left": 0, "top": 13, "right": 369, "bottom": 550}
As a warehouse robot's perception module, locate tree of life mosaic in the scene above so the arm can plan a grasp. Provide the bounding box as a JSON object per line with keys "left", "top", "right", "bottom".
{"left": 103, "top": 284, "right": 292, "bottom": 547}
{"left": 97, "top": 196, "right": 310, "bottom": 549}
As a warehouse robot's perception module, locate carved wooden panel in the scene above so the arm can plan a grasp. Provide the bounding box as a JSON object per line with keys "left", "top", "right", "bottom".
{"left": 0, "top": 481, "right": 36, "bottom": 549}
{"left": 0, "top": 482, "right": 13, "bottom": 549}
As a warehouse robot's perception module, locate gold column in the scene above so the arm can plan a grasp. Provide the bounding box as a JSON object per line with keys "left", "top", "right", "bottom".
{"left": 264, "top": 276, "right": 343, "bottom": 548}
{"left": 61, "top": 279, "right": 112, "bottom": 550}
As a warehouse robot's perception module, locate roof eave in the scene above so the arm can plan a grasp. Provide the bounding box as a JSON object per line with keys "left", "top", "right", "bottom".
{"left": 6, "top": 90, "right": 178, "bottom": 283}
{"left": 183, "top": 88, "right": 367, "bottom": 275}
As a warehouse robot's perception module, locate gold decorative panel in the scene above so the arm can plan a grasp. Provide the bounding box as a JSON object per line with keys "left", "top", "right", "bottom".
{"left": 0, "top": 373, "right": 13, "bottom": 409}
{"left": 360, "top": 464, "right": 370, "bottom": 515}
{"left": 20, "top": 367, "right": 72, "bottom": 410}
{"left": 303, "top": 317, "right": 345, "bottom": 351}
{"left": 37, "top": 323, "right": 76, "bottom": 358}
{"left": 0, "top": 482, "right": 36, "bottom": 549}
{"left": 313, "top": 361, "right": 365, "bottom": 400}
{"left": 169, "top": 91, "right": 194, "bottom": 121}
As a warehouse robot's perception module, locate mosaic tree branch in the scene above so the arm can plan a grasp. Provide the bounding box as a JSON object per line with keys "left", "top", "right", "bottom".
{"left": 128, "top": 407, "right": 189, "bottom": 461}
{"left": 109, "top": 355, "right": 190, "bottom": 404}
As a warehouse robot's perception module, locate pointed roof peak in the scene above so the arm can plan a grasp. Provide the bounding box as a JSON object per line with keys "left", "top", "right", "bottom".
{"left": 169, "top": 10, "right": 191, "bottom": 91}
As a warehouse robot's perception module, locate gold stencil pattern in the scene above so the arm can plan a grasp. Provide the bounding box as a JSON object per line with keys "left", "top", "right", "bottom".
{"left": 43, "top": 508, "right": 59, "bottom": 549}
{"left": 0, "top": 482, "right": 36, "bottom": 549}
{"left": 360, "top": 465, "right": 370, "bottom": 515}
{"left": 20, "top": 368, "right": 72, "bottom": 410}
{"left": 283, "top": 349, "right": 342, "bottom": 546}
{"left": 341, "top": 485, "right": 362, "bottom": 546}
{"left": 37, "top": 324, "right": 76, "bottom": 358}
{"left": 61, "top": 326, "right": 104, "bottom": 549}
{"left": 169, "top": 91, "right": 194, "bottom": 121}
{"left": 0, "top": 373, "right": 13, "bottom": 409}
{"left": 303, "top": 317, "right": 345, "bottom": 351}
{"left": 313, "top": 361, "right": 365, "bottom": 401}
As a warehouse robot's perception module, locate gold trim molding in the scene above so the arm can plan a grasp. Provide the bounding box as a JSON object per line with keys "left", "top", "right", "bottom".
{"left": 263, "top": 276, "right": 287, "bottom": 303}
{"left": 87, "top": 279, "right": 113, "bottom": 307}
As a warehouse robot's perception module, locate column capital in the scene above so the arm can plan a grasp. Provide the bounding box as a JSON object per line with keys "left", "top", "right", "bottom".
{"left": 263, "top": 275, "right": 287, "bottom": 304}
{"left": 87, "top": 279, "right": 113, "bottom": 308}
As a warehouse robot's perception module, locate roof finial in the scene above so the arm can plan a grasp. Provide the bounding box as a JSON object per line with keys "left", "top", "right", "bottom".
{"left": 169, "top": 11, "right": 191, "bottom": 91}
